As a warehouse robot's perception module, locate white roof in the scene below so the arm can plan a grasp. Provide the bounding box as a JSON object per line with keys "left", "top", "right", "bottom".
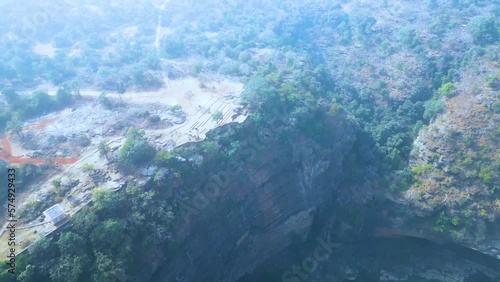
{"left": 43, "top": 204, "right": 65, "bottom": 219}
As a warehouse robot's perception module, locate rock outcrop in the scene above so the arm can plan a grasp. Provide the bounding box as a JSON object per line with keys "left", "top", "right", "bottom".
{"left": 149, "top": 113, "right": 358, "bottom": 281}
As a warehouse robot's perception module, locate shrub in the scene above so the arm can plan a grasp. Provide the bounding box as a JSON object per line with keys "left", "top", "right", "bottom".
{"left": 423, "top": 99, "right": 444, "bottom": 120}
{"left": 98, "top": 141, "right": 109, "bottom": 158}
{"left": 397, "top": 26, "right": 419, "bottom": 48}
{"left": 434, "top": 211, "right": 452, "bottom": 232}
{"left": 241, "top": 77, "right": 276, "bottom": 108}
{"left": 155, "top": 150, "right": 176, "bottom": 167}
{"left": 462, "top": 157, "right": 473, "bottom": 167}
{"left": 148, "top": 115, "right": 161, "bottom": 124}
{"left": 480, "top": 209, "right": 488, "bottom": 217}
{"left": 438, "top": 82, "right": 457, "bottom": 97}
{"left": 450, "top": 165, "right": 461, "bottom": 175}
{"left": 76, "top": 135, "right": 91, "bottom": 147}
{"left": 160, "top": 33, "right": 185, "bottom": 58}
{"left": 468, "top": 16, "right": 499, "bottom": 45}
{"left": 200, "top": 141, "right": 219, "bottom": 156}
{"left": 19, "top": 201, "right": 44, "bottom": 223}
{"left": 479, "top": 166, "right": 493, "bottom": 185}
{"left": 211, "top": 110, "right": 224, "bottom": 122}
{"left": 82, "top": 163, "right": 94, "bottom": 172}
{"left": 51, "top": 178, "right": 61, "bottom": 189}
{"left": 117, "top": 128, "right": 155, "bottom": 168}
{"left": 55, "top": 87, "right": 73, "bottom": 107}
{"left": 463, "top": 135, "right": 474, "bottom": 147}
{"left": 98, "top": 93, "right": 113, "bottom": 109}
{"left": 490, "top": 101, "right": 500, "bottom": 114}
{"left": 18, "top": 162, "right": 43, "bottom": 185}
{"left": 169, "top": 105, "right": 182, "bottom": 113}
{"left": 411, "top": 163, "right": 434, "bottom": 176}
{"left": 486, "top": 75, "right": 500, "bottom": 90}
{"left": 219, "top": 61, "right": 240, "bottom": 76}
{"left": 464, "top": 169, "right": 477, "bottom": 179}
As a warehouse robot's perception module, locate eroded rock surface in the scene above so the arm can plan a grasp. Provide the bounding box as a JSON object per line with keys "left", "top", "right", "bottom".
{"left": 150, "top": 114, "right": 358, "bottom": 282}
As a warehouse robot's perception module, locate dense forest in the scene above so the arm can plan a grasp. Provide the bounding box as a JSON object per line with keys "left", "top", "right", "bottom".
{"left": 0, "top": 0, "right": 499, "bottom": 281}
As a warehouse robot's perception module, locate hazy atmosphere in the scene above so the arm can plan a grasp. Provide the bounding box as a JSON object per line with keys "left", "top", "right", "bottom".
{"left": 0, "top": 0, "right": 499, "bottom": 281}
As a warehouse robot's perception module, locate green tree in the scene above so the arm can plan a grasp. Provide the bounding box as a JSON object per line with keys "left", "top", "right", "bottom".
{"left": 241, "top": 77, "right": 276, "bottom": 109}
{"left": 468, "top": 16, "right": 499, "bottom": 45}
{"left": 72, "top": 208, "right": 99, "bottom": 235}
{"left": 24, "top": 90, "right": 52, "bottom": 117}
{"left": 153, "top": 168, "right": 169, "bottom": 187}
{"left": 55, "top": 86, "right": 73, "bottom": 107}
{"left": 0, "top": 265, "right": 16, "bottom": 282}
{"left": 51, "top": 178, "right": 62, "bottom": 189}
{"left": 98, "top": 141, "right": 110, "bottom": 159}
{"left": 18, "top": 163, "right": 42, "bottom": 184}
{"left": 160, "top": 33, "right": 185, "bottom": 59}
{"left": 50, "top": 255, "right": 87, "bottom": 282}
{"left": 434, "top": 211, "right": 452, "bottom": 232}
{"left": 90, "top": 220, "right": 127, "bottom": 250}
{"left": 155, "top": 150, "right": 175, "bottom": 167}
{"left": 438, "top": 82, "right": 457, "bottom": 97}
{"left": 56, "top": 232, "right": 86, "bottom": 256}
{"left": 116, "top": 81, "right": 126, "bottom": 104}
{"left": 98, "top": 92, "right": 113, "bottom": 109}
{"left": 27, "top": 236, "right": 58, "bottom": 275}
{"left": 423, "top": 99, "right": 444, "bottom": 121}
{"left": 16, "top": 264, "right": 36, "bottom": 282}
{"left": 486, "top": 75, "right": 500, "bottom": 90}
{"left": 92, "top": 252, "right": 126, "bottom": 282}
{"left": 91, "top": 188, "right": 123, "bottom": 212}
{"left": 479, "top": 166, "right": 493, "bottom": 185}
{"left": 117, "top": 128, "right": 155, "bottom": 168}
{"left": 124, "top": 127, "right": 145, "bottom": 140}
{"left": 211, "top": 110, "right": 224, "bottom": 122}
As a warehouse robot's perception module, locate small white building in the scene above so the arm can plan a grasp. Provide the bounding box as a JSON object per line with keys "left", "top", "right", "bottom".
{"left": 43, "top": 204, "right": 67, "bottom": 225}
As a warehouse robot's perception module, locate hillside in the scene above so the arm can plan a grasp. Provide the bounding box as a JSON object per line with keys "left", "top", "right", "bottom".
{"left": 0, "top": 0, "right": 499, "bottom": 281}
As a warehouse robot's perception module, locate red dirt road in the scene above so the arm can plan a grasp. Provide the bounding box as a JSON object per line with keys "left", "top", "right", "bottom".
{"left": 0, "top": 117, "right": 79, "bottom": 165}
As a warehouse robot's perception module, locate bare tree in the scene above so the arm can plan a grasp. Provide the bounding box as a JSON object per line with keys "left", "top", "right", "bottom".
{"left": 116, "top": 81, "right": 126, "bottom": 105}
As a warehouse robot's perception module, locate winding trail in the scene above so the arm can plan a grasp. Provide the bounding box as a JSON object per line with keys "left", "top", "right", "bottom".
{"left": 155, "top": 0, "right": 171, "bottom": 56}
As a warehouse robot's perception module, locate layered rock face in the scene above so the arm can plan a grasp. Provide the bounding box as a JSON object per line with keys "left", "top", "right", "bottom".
{"left": 151, "top": 114, "right": 358, "bottom": 281}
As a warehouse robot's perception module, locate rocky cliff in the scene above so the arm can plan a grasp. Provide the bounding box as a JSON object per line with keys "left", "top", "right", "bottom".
{"left": 149, "top": 112, "right": 358, "bottom": 281}
{"left": 387, "top": 50, "right": 500, "bottom": 261}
